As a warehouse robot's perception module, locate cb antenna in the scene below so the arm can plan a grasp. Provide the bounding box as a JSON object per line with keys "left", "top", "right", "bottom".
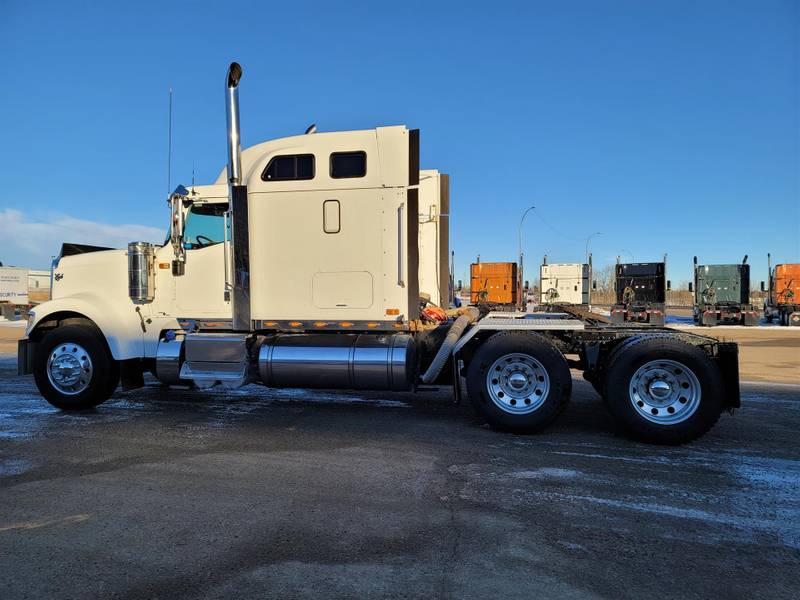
{"left": 167, "top": 87, "right": 173, "bottom": 198}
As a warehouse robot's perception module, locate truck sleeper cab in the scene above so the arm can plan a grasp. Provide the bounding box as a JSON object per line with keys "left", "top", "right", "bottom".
{"left": 691, "top": 257, "right": 758, "bottom": 327}
{"left": 763, "top": 254, "right": 800, "bottom": 327}
{"left": 17, "top": 62, "right": 741, "bottom": 445}
{"left": 611, "top": 260, "right": 668, "bottom": 327}
{"left": 539, "top": 257, "right": 592, "bottom": 307}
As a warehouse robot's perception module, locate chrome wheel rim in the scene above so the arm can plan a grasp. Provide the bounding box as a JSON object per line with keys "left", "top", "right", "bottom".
{"left": 47, "top": 343, "right": 93, "bottom": 395}
{"left": 629, "top": 359, "right": 700, "bottom": 425}
{"left": 486, "top": 353, "right": 550, "bottom": 415}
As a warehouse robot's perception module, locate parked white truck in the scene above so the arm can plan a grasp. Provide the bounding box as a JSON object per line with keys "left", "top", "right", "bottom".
{"left": 1, "top": 266, "right": 29, "bottom": 320}
{"left": 18, "top": 63, "right": 741, "bottom": 444}
{"left": 540, "top": 256, "right": 592, "bottom": 306}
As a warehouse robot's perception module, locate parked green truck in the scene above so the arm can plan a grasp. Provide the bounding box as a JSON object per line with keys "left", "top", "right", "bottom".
{"left": 691, "top": 256, "right": 758, "bottom": 327}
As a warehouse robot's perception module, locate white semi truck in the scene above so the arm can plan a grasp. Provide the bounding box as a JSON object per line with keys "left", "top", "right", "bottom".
{"left": 540, "top": 256, "right": 592, "bottom": 306}
{"left": 17, "top": 63, "right": 741, "bottom": 444}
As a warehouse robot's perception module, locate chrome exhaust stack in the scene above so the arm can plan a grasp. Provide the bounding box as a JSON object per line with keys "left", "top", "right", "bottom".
{"left": 226, "top": 62, "right": 243, "bottom": 185}
{"left": 225, "top": 62, "right": 251, "bottom": 331}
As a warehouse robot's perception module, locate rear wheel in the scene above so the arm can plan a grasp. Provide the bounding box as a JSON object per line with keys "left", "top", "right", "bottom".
{"left": 466, "top": 332, "right": 571, "bottom": 433}
{"left": 33, "top": 325, "right": 119, "bottom": 410}
{"left": 602, "top": 336, "right": 723, "bottom": 444}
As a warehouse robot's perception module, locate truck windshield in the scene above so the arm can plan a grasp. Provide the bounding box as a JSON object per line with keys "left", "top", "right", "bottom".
{"left": 183, "top": 204, "right": 228, "bottom": 249}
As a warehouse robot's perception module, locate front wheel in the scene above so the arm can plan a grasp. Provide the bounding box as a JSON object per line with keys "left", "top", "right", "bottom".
{"left": 466, "top": 332, "right": 571, "bottom": 433}
{"left": 602, "top": 336, "right": 723, "bottom": 444}
{"left": 33, "top": 325, "right": 119, "bottom": 410}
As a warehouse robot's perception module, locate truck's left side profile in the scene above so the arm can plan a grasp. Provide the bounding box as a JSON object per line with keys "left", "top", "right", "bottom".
{"left": 18, "top": 62, "right": 742, "bottom": 445}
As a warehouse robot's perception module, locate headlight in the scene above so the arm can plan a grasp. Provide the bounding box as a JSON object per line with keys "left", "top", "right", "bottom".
{"left": 25, "top": 311, "right": 36, "bottom": 335}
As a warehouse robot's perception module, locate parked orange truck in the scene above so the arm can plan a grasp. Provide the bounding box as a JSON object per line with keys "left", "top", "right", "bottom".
{"left": 763, "top": 254, "right": 800, "bottom": 326}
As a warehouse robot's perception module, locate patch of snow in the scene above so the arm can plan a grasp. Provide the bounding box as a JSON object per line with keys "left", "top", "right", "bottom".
{"left": 0, "top": 457, "right": 34, "bottom": 476}
{"left": 511, "top": 468, "right": 583, "bottom": 479}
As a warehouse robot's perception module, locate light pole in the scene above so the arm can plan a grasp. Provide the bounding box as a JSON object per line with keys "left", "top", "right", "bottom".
{"left": 518, "top": 205, "right": 536, "bottom": 310}
{"left": 585, "top": 232, "right": 602, "bottom": 263}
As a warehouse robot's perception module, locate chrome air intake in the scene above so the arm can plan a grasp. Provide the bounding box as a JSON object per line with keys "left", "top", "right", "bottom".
{"left": 127, "top": 242, "right": 155, "bottom": 303}
{"left": 258, "top": 333, "right": 416, "bottom": 391}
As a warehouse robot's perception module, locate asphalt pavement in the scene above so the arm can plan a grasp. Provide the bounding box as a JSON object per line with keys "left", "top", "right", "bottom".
{"left": 1, "top": 356, "right": 798, "bottom": 599}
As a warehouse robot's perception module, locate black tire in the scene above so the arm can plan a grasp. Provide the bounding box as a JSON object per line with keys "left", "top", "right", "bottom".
{"left": 33, "top": 325, "right": 119, "bottom": 410}
{"left": 466, "top": 332, "right": 571, "bottom": 433}
{"left": 602, "top": 336, "right": 723, "bottom": 444}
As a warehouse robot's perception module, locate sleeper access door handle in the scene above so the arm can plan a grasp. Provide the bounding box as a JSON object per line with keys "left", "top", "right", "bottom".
{"left": 397, "top": 203, "right": 405, "bottom": 288}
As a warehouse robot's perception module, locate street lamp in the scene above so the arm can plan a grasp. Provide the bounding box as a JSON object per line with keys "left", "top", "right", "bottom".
{"left": 518, "top": 205, "right": 536, "bottom": 310}
{"left": 585, "top": 232, "right": 602, "bottom": 263}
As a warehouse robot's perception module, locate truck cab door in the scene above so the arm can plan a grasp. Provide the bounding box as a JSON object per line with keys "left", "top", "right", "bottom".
{"left": 174, "top": 203, "right": 232, "bottom": 318}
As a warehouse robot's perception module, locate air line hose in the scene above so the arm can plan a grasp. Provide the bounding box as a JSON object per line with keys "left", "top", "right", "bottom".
{"left": 420, "top": 307, "right": 480, "bottom": 384}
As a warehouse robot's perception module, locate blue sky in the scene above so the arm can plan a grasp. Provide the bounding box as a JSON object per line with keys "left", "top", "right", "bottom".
{"left": 0, "top": 0, "right": 797, "bottom": 285}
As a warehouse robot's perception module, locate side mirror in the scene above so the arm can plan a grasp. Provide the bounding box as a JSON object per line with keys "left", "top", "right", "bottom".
{"left": 760, "top": 281, "right": 765, "bottom": 292}
{"left": 170, "top": 200, "right": 181, "bottom": 244}
{"left": 169, "top": 187, "right": 189, "bottom": 271}
{"left": 667, "top": 280, "right": 672, "bottom": 291}
{"left": 688, "top": 282, "right": 693, "bottom": 293}
{"left": 592, "top": 280, "right": 597, "bottom": 290}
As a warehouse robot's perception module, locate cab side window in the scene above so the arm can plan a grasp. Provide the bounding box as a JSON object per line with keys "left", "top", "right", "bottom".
{"left": 184, "top": 204, "right": 228, "bottom": 248}
{"left": 262, "top": 154, "right": 315, "bottom": 181}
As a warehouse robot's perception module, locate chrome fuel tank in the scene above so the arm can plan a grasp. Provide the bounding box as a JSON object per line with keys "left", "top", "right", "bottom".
{"left": 257, "top": 333, "right": 415, "bottom": 391}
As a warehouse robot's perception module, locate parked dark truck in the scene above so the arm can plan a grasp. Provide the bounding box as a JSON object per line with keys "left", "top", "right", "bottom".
{"left": 611, "top": 257, "right": 668, "bottom": 326}
{"left": 690, "top": 256, "right": 758, "bottom": 326}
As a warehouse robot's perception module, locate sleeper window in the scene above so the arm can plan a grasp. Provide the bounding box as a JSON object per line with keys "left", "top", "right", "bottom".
{"left": 330, "top": 151, "right": 366, "bottom": 178}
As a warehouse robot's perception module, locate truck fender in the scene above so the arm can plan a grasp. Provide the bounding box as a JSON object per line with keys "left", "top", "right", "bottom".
{"left": 26, "top": 294, "right": 144, "bottom": 360}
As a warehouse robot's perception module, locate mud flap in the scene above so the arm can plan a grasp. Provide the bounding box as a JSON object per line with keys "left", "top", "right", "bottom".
{"left": 742, "top": 312, "right": 759, "bottom": 327}
{"left": 700, "top": 311, "right": 717, "bottom": 327}
{"left": 17, "top": 339, "right": 35, "bottom": 376}
{"left": 120, "top": 359, "right": 146, "bottom": 391}
{"left": 716, "top": 342, "right": 740, "bottom": 409}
